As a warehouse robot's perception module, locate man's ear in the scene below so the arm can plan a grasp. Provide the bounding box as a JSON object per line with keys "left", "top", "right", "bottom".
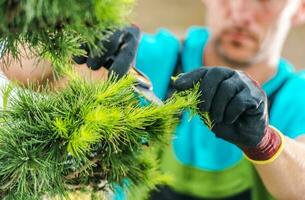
{"left": 292, "top": 0, "right": 305, "bottom": 26}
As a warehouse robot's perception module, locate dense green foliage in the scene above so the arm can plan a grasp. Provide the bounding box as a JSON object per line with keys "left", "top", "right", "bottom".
{"left": 0, "top": 1, "right": 212, "bottom": 199}
{"left": 0, "top": 75, "right": 201, "bottom": 199}
{"left": 0, "top": 0, "right": 134, "bottom": 72}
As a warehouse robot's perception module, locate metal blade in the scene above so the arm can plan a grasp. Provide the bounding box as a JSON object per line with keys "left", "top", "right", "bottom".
{"left": 133, "top": 85, "right": 164, "bottom": 105}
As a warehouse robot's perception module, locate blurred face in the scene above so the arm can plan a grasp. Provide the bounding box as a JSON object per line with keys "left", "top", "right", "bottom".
{"left": 204, "top": 0, "right": 303, "bottom": 67}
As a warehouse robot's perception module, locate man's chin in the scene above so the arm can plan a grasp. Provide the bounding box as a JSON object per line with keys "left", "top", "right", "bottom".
{"left": 216, "top": 45, "right": 256, "bottom": 68}
{"left": 213, "top": 38, "right": 260, "bottom": 68}
{"left": 219, "top": 54, "right": 253, "bottom": 68}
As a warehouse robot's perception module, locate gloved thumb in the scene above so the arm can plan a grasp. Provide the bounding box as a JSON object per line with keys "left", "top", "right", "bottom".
{"left": 173, "top": 67, "right": 207, "bottom": 91}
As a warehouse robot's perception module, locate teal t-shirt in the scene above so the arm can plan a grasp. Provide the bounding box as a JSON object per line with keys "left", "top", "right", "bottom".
{"left": 133, "top": 27, "right": 305, "bottom": 199}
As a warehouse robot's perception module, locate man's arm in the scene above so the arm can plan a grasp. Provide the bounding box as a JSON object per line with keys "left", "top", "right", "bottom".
{"left": 255, "top": 135, "right": 305, "bottom": 199}
{"left": 2, "top": 50, "right": 55, "bottom": 87}
{"left": 2, "top": 25, "right": 140, "bottom": 88}
{"left": 2, "top": 52, "right": 108, "bottom": 89}
{"left": 173, "top": 67, "right": 305, "bottom": 200}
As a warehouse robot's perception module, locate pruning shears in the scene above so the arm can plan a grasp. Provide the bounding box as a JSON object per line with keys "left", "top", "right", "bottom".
{"left": 129, "top": 67, "right": 163, "bottom": 105}
{"left": 104, "top": 54, "right": 163, "bottom": 105}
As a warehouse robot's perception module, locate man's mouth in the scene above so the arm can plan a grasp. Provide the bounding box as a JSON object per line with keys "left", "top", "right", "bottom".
{"left": 227, "top": 31, "right": 255, "bottom": 43}
{"left": 221, "top": 29, "right": 258, "bottom": 49}
{"left": 228, "top": 32, "right": 251, "bottom": 41}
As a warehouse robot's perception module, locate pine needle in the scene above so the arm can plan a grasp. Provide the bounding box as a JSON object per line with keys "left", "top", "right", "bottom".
{"left": 0, "top": 75, "right": 203, "bottom": 199}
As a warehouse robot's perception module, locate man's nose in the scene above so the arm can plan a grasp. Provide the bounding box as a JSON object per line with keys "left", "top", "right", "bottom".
{"left": 228, "top": 0, "right": 254, "bottom": 26}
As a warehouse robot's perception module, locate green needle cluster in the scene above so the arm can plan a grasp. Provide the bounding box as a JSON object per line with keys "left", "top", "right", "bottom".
{"left": 0, "top": 1, "right": 213, "bottom": 199}
{"left": 0, "top": 75, "right": 201, "bottom": 199}
{"left": 0, "top": 0, "right": 134, "bottom": 72}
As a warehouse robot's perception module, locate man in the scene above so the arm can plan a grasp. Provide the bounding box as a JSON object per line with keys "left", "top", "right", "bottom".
{"left": 135, "top": 0, "right": 305, "bottom": 199}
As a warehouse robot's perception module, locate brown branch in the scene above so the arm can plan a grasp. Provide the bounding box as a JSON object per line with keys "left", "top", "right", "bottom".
{"left": 64, "top": 157, "right": 99, "bottom": 180}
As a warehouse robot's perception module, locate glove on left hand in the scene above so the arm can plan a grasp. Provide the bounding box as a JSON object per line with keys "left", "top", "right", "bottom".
{"left": 173, "top": 67, "right": 282, "bottom": 161}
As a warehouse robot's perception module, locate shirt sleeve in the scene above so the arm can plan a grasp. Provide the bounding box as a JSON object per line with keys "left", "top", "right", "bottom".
{"left": 135, "top": 29, "right": 180, "bottom": 100}
{"left": 270, "top": 72, "right": 305, "bottom": 138}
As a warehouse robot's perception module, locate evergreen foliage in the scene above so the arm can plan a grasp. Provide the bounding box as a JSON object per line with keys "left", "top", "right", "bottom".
{"left": 0, "top": 75, "right": 202, "bottom": 199}
{"left": 0, "top": 1, "right": 212, "bottom": 199}
{"left": 0, "top": 0, "right": 134, "bottom": 72}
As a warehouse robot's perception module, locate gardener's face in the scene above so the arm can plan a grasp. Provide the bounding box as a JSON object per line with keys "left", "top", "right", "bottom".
{"left": 204, "top": 0, "right": 305, "bottom": 66}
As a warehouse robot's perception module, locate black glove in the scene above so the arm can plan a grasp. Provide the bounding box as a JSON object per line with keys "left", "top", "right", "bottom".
{"left": 173, "top": 67, "right": 282, "bottom": 161}
{"left": 73, "top": 25, "right": 140, "bottom": 78}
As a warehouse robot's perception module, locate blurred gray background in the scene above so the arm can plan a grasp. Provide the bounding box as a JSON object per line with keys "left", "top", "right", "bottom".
{"left": 133, "top": 0, "right": 305, "bottom": 69}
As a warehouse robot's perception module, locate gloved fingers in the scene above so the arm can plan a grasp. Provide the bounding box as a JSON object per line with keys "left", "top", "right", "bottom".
{"left": 86, "top": 29, "right": 123, "bottom": 70}
{"left": 235, "top": 110, "right": 266, "bottom": 147}
{"left": 198, "top": 67, "right": 235, "bottom": 113}
{"left": 173, "top": 67, "right": 208, "bottom": 91}
{"left": 72, "top": 44, "right": 89, "bottom": 64}
{"left": 108, "top": 42, "right": 135, "bottom": 78}
{"left": 108, "top": 25, "right": 140, "bottom": 78}
{"left": 238, "top": 71, "right": 266, "bottom": 101}
{"left": 73, "top": 55, "right": 87, "bottom": 64}
{"left": 244, "top": 97, "right": 266, "bottom": 116}
{"left": 238, "top": 72, "right": 266, "bottom": 114}
{"left": 124, "top": 24, "right": 141, "bottom": 41}
{"left": 210, "top": 73, "right": 244, "bottom": 123}
{"left": 212, "top": 123, "right": 240, "bottom": 144}
{"left": 86, "top": 55, "right": 107, "bottom": 70}
{"left": 223, "top": 88, "right": 256, "bottom": 124}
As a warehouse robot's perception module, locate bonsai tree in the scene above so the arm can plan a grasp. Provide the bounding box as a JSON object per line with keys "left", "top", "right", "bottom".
{"left": 0, "top": 1, "right": 212, "bottom": 199}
